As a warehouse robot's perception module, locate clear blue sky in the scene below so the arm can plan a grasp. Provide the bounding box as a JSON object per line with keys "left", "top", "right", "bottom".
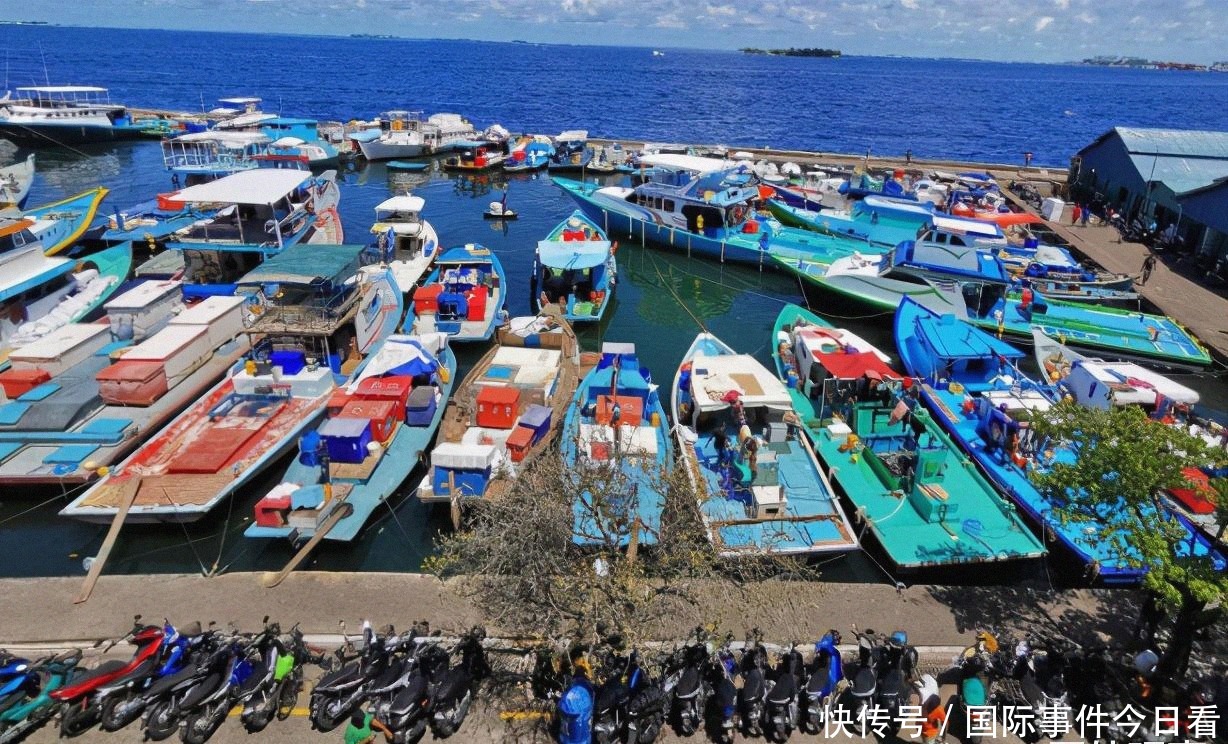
{"left": 9, "top": 0, "right": 1228, "bottom": 64}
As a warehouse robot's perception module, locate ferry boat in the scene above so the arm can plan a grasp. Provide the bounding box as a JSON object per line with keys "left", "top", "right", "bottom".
{"left": 530, "top": 211, "right": 616, "bottom": 324}
{"left": 364, "top": 194, "right": 440, "bottom": 294}
{"left": 0, "top": 288, "right": 252, "bottom": 484}
{"left": 416, "top": 321, "right": 578, "bottom": 504}
{"left": 60, "top": 244, "right": 402, "bottom": 524}
{"left": 893, "top": 296, "right": 1222, "bottom": 583}
{"left": 356, "top": 111, "right": 478, "bottom": 161}
{"left": 565, "top": 342, "right": 673, "bottom": 547}
{"left": 554, "top": 154, "right": 860, "bottom": 268}
{"left": 406, "top": 244, "right": 507, "bottom": 343}
{"left": 771, "top": 304, "right": 1045, "bottom": 570}
{"left": 0, "top": 154, "right": 35, "bottom": 208}
{"left": 672, "top": 331, "right": 859, "bottom": 557}
{"left": 247, "top": 332, "right": 455, "bottom": 543}
{"left": 0, "top": 86, "right": 174, "bottom": 146}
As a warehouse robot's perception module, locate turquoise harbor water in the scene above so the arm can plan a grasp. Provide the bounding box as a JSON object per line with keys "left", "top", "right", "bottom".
{"left": 1, "top": 27, "right": 1227, "bottom": 581}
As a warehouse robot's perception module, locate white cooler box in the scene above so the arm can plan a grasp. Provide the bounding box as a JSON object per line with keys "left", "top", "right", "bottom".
{"left": 120, "top": 324, "right": 212, "bottom": 387}
{"left": 104, "top": 280, "right": 184, "bottom": 342}
{"left": 9, "top": 323, "right": 112, "bottom": 376}
{"left": 169, "top": 295, "right": 246, "bottom": 350}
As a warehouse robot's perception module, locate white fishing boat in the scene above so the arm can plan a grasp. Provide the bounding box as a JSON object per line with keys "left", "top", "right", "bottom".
{"left": 0, "top": 86, "right": 173, "bottom": 146}
{"left": 366, "top": 194, "right": 440, "bottom": 294}
{"left": 1033, "top": 328, "right": 1199, "bottom": 409}
{"left": 357, "top": 111, "right": 477, "bottom": 161}
{"left": 0, "top": 154, "right": 35, "bottom": 207}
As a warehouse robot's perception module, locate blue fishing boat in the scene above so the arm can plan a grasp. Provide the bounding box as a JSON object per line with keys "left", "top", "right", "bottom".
{"left": 775, "top": 238, "right": 1209, "bottom": 368}
{"left": 406, "top": 244, "right": 507, "bottom": 343}
{"left": 565, "top": 342, "right": 672, "bottom": 547}
{"left": 554, "top": 155, "right": 860, "bottom": 268}
{"left": 246, "top": 333, "right": 455, "bottom": 543}
{"left": 771, "top": 304, "right": 1045, "bottom": 570}
{"left": 893, "top": 296, "right": 1222, "bottom": 583}
{"left": 416, "top": 323, "right": 578, "bottom": 504}
{"left": 672, "top": 331, "right": 858, "bottom": 556}
{"left": 531, "top": 211, "right": 617, "bottom": 324}
{"left": 504, "top": 136, "right": 555, "bottom": 172}
{"left": 61, "top": 246, "right": 403, "bottom": 523}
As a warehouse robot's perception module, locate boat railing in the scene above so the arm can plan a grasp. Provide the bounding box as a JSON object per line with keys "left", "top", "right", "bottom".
{"left": 247, "top": 290, "right": 361, "bottom": 335}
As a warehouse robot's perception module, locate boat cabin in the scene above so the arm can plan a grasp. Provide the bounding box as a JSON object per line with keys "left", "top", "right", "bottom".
{"left": 624, "top": 154, "right": 760, "bottom": 237}
{"left": 368, "top": 195, "right": 433, "bottom": 263}
{"left": 162, "top": 131, "right": 270, "bottom": 184}
{"left": 166, "top": 169, "right": 321, "bottom": 260}
{"left": 0, "top": 217, "right": 40, "bottom": 262}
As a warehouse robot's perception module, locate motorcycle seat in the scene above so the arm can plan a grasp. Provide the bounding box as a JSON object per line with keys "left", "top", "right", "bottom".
{"left": 98, "top": 657, "right": 158, "bottom": 691}
{"left": 807, "top": 671, "right": 828, "bottom": 694}
{"left": 851, "top": 667, "right": 876, "bottom": 697}
{"left": 237, "top": 661, "right": 270, "bottom": 695}
{"left": 388, "top": 675, "right": 428, "bottom": 716}
{"left": 70, "top": 659, "right": 129, "bottom": 685}
{"left": 675, "top": 667, "right": 701, "bottom": 700}
{"left": 767, "top": 674, "right": 796, "bottom": 704}
{"left": 177, "top": 671, "right": 223, "bottom": 711}
{"left": 317, "top": 662, "right": 362, "bottom": 689}
{"left": 145, "top": 665, "right": 199, "bottom": 697}
{"left": 740, "top": 674, "right": 763, "bottom": 701}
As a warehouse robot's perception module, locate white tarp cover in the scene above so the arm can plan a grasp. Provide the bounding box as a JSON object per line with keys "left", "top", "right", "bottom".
{"left": 492, "top": 346, "right": 560, "bottom": 369}
{"left": 689, "top": 353, "right": 791, "bottom": 412}
{"left": 170, "top": 169, "right": 310, "bottom": 206}
{"left": 346, "top": 334, "right": 442, "bottom": 393}
{"left": 578, "top": 422, "right": 659, "bottom": 457}
{"left": 169, "top": 295, "right": 246, "bottom": 325}
{"left": 983, "top": 389, "right": 1053, "bottom": 413}
{"left": 504, "top": 316, "right": 555, "bottom": 338}
{"left": 433, "top": 442, "right": 498, "bottom": 469}
{"left": 375, "top": 195, "right": 425, "bottom": 214}
{"left": 638, "top": 153, "right": 732, "bottom": 174}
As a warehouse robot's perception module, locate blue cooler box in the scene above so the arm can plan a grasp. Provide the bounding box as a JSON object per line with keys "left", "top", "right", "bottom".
{"left": 430, "top": 442, "right": 495, "bottom": 497}
{"left": 319, "top": 417, "right": 372, "bottom": 464}
{"left": 517, "top": 404, "right": 552, "bottom": 444}
{"left": 270, "top": 349, "right": 307, "bottom": 375}
{"left": 405, "top": 386, "right": 438, "bottom": 426}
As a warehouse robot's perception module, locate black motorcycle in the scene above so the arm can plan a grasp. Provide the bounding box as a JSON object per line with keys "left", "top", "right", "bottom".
{"left": 706, "top": 636, "right": 738, "bottom": 743}
{"left": 737, "top": 629, "right": 770, "bottom": 737}
{"left": 764, "top": 643, "right": 805, "bottom": 742}
{"left": 429, "top": 626, "right": 489, "bottom": 738}
{"left": 666, "top": 629, "right": 711, "bottom": 736}
{"left": 380, "top": 640, "right": 451, "bottom": 744}
{"left": 623, "top": 652, "right": 668, "bottom": 744}
{"left": 309, "top": 621, "right": 395, "bottom": 731}
{"left": 237, "top": 622, "right": 319, "bottom": 733}
{"left": 873, "top": 630, "right": 917, "bottom": 737}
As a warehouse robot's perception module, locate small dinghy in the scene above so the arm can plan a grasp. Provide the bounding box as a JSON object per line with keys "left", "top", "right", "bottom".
{"left": 386, "top": 160, "right": 428, "bottom": 171}
{"left": 484, "top": 199, "right": 517, "bottom": 220}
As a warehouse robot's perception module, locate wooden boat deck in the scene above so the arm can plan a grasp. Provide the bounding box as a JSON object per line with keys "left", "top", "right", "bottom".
{"left": 80, "top": 473, "right": 236, "bottom": 508}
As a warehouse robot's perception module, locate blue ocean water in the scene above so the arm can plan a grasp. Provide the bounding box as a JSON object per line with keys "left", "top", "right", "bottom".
{"left": 1, "top": 26, "right": 1226, "bottom": 581}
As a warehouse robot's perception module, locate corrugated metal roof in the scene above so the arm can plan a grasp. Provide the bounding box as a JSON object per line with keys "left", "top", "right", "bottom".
{"left": 1128, "top": 153, "right": 1228, "bottom": 195}
{"left": 1114, "top": 127, "right": 1228, "bottom": 159}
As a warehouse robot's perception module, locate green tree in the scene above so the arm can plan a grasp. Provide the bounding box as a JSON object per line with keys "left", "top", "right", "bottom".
{"left": 1032, "top": 402, "right": 1227, "bottom": 684}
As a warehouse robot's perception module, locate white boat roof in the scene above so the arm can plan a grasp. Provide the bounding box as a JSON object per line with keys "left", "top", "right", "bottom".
{"left": 375, "top": 195, "right": 425, "bottom": 213}
{"left": 218, "top": 97, "right": 262, "bottom": 105}
{"left": 930, "top": 214, "right": 1003, "bottom": 238}
{"left": 0, "top": 250, "right": 71, "bottom": 301}
{"left": 557, "top": 129, "right": 588, "bottom": 141}
{"left": 639, "top": 153, "right": 733, "bottom": 174}
{"left": 17, "top": 85, "right": 108, "bottom": 94}
{"left": 689, "top": 353, "right": 792, "bottom": 412}
{"left": 173, "top": 130, "right": 270, "bottom": 145}
{"left": 171, "top": 169, "right": 311, "bottom": 205}
{"left": 215, "top": 112, "right": 277, "bottom": 129}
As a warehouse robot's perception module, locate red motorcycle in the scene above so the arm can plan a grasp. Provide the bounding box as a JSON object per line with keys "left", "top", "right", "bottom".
{"left": 50, "top": 616, "right": 168, "bottom": 737}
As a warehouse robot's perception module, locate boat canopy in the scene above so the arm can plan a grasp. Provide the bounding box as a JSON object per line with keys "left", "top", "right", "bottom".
{"left": 219, "top": 97, "right": 262, "bottom": 105}
{"left": 898, "top": 240, "right": 1010, "bottom": 282}
{"left": 929, "top": 214, "right": 1004, "bottom": 239}
{"left": 437, "top": 244, "right": 492, "bottom": 264}
{"left": 914, "top": 312, "right": 1024, "bottom": 361}
{"left": 173, "top": 130, "right": 270, "bottom": 146}
{"left": 0, "top": 217, "right": 34, "bottom": 238}
{"left": 689, "top": 353, "right": 792, "bottom": 412}
{"left": 557, "top": 130, "right": 588, "bottom": 141}
{"left": 639, "top": 153, "right": 732, "bottom": 175}
{"left": 171, "top": 169, "right": 312, "bottom": 206}
{"left": 17, "top": 85, "right": 108, "bottom": 94}
{"left": 216, "top": 112, "right": 279, "bottom": 129}
{"left": 815, "top": 350, "right": 899, "bottom": 381}
{"left": 375, "top": 195, "right": 425, "bottom": 215}
{"left": 237, "top": 243, "right": 364, "bottom": 286}
{"left": 537, "top": 240, "right": 611, "bottom": 270}
{"left": 270, "top": 136, "right": 306, "bottom": 148}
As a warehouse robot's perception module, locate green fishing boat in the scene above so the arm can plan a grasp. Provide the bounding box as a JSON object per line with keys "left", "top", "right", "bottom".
{"left": 771, "top": 303, "right": 1047, "bottom": 571}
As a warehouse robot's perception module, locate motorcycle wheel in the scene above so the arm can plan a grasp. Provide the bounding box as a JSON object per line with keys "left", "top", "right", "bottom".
{"left": 180, "top": 703, "right": 226, "bottom": 744}
{"left": 276, "top": 670, "right": 302, "bottom": 721}
{"left": 400, "top": 716, "right": 428, "bottom": 744}
{"left": 143, "top": 700, "right": 180, "bottom": 741}
{"left": 99, "top": 694, "right": 144, "bottom": 732}
{"left": 58, "top": 702, "right": 99, "bottom": 738}
{"left": 638, "top": 713, "right": 664, "bottom": 743}
{"left": 308, "top": 697, "right": 349, "bottom": 733}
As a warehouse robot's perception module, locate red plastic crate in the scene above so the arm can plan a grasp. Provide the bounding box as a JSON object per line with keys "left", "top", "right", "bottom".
{"left": 476, "top": 386, "right": 519, "bottom": 429}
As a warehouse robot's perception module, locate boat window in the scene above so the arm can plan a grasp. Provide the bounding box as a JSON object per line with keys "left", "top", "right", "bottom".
{"left": 950, "top": 235, "right": 967, "bottom": 247}
{"left": 663, "top": 199, "right": 675, "bottom": 212}
{"left": 932, "top": 233, "right": 947, "bottom": 244}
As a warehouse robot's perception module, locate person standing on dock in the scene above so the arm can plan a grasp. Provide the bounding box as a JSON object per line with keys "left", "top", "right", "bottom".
{"left": 1023, "top": 151, "right": 1033, "bottom": 168}
{"left": 905, "top": 149, "right": 912, "bottom": 166}
{"left": 1140, "top": 253, "right": 1158, "bottom": 285}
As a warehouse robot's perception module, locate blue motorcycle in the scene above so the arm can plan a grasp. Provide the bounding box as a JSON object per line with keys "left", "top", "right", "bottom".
{"left": 801, "top": 631, "right": 843, "bottom": 734}
{"left": 98, "top": 620, "right": 207, "bottom": 732}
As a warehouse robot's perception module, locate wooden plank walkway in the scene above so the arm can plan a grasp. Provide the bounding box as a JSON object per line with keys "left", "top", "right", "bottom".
{"left": 994, "top": 176, "right": 1228, "bottom": 365}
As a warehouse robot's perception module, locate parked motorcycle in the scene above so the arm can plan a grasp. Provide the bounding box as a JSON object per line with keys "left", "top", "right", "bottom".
{"left": 139, "top": 629, "right": 230, "bottom": 741}
{"left": 51, "top": 617, "right": 175, "bottom": 737}
{"left": 429, "top": 626, "right": 489, "bottom": 738}
{"left": 309, "top": 621, "right": 396, "bottom": 731}
{"left": 238, "top": 622, "right": 319, "bottom": 733}
{"left": 97, "top": 620, "right": 206, "bottom": 733}
{"left": 764, "top": 643, "right": 805, "bottom": 742}
{"left": 0, "top": 650, "right": 82, "bottom": 744}
{"left": 666, "top": 628, "right": 711, "bottom": 736}
{"left": 706, "top": 636, "right": 738, "bottom": 743}
{"left": 800, "top": 631, "right": 843, "bottom": 734}
{"left": 736, "top": 629, "right": 769, "bottom": 737}
{"left": 179, "top": 635, "right": 260, "bottom": 744}
{"left": 622, "top": 652, "right": 668, "bottom": 744}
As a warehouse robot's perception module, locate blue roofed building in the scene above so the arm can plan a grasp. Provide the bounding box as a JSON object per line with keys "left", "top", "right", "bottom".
{"left": 1070, "top": 127, "right": 1228, "bottom": 258}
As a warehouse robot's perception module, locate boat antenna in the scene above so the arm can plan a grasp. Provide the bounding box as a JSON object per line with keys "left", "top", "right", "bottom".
{"left": 38, "top": 42, "right": 49, "bottom": 85}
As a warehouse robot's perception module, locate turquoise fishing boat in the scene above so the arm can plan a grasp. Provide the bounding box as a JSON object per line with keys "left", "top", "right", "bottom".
{"left": 531, "top": 210, "right": 617, "bottom": 324}
{"left": 565, "top": 342, "right": 672, "bottom": 547}
{"left": 767, "top": 196, "right": 941, "bottom": 248}
{"left": 405, "top": 244, "right": 507, "bottom": 343}
{"left": 771, "top": 304, "right": 1045, "bottom": 570}
{"left": 246, "top": 333, "right": 455, "bottom": 543}
{"left": 672, "top": 331, "right": 858, "bottom": 557}
{"left": 553, "top": 154, "right": 863, "bottom": 268}
{"left": 775, "top": 246, "right": 1211, "bottom": 368}
{"left": 893, "top": 296, "right": 1223, "bottom": 583}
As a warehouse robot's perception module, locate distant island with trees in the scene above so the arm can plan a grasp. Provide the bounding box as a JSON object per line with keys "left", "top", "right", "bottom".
{"left": 740, "top": 47, "right": 841, "bottom": 58}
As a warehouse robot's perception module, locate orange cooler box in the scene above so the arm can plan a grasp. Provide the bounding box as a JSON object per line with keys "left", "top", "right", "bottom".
{"left": 96, "top": 361, "right": 169, "bottom": 406}
{"left": 476, "top": 386, "right": 519, "bottom": 429}
{"left": 341, "top": 399, "right": 398, "bottom": 443}
{"left": 595, "top": 395, "right": 643, "bottom": 426}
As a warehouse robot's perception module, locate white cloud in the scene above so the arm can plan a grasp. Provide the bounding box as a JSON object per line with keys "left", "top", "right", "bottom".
{"left": 1034, "top": 16, "right": 1054, "bottom": 32}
